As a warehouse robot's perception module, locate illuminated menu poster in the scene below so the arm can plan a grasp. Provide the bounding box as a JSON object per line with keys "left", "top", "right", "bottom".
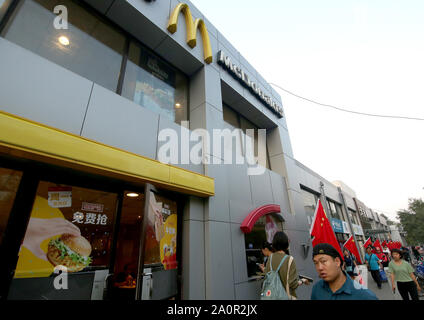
{"left": 133, "top": 51, "right": 176, "bottom": 120}
{"left": 144, "top": 192, "right": 178, "bottom": 270}
{"left": 14, "top": 181, "right": 117, "bottom": 278}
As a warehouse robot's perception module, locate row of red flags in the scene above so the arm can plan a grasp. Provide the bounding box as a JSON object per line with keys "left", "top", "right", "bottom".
{"left": 310, "top": 199, "right": 402, "bottom": 265}
{"left": 364, "top": 237, "right": 403, "bottom": 251}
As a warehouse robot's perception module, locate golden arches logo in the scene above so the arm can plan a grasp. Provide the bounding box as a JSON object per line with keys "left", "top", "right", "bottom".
{"left": 167, "top": 3, "right": 213, "bottom": 64}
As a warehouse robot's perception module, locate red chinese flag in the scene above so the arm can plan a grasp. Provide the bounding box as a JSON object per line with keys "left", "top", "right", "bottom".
{"left": 310, "top": 199, "right": 344, "bottom": 261}
{"left": 373, "top": 239, "right": 383, "bottom": 253}
{"left": 363, "top": 237, "right": 372, "bottom": 248}
{"left": 343, "top": 235, "right": 363, "bottom": 264}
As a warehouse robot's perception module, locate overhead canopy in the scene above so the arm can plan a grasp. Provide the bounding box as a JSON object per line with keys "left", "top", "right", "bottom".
{"left": 0, "top": 110, "right": 214, "bottom": 198}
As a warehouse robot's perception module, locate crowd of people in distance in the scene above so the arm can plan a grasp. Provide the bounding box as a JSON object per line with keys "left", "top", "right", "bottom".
{"left": 258, "top": 232, "right": 423, "bottom": 300}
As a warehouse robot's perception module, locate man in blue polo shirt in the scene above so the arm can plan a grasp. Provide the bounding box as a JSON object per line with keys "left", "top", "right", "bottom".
{"left": 311, "top": 243, "right": 378, "bottom": 300}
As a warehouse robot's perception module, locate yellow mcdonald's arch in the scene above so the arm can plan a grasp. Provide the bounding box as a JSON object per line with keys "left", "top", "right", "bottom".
{"left": 167, "top": 3, "right": 213, "bottom": 64}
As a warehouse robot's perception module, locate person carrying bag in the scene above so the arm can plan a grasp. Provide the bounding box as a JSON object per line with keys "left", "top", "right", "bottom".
{"left": 262, "top": 232, "right": 309, "bottom": 300}
{"left": 260, "top": 253, "right": 291, "bottom": 300}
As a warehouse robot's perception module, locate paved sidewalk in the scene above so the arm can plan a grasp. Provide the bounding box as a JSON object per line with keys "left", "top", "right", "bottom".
{"left": 366, "top": 270, "right": 424, "bottom": 300}
{"left": 366, "top": 270, "right": 402, "bottom": 300}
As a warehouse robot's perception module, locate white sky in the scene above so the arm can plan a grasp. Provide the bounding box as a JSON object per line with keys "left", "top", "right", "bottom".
{"left": 191, "top": 0, "right": 424, "bottom": 222}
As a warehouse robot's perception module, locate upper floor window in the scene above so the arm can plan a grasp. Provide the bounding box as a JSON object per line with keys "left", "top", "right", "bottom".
{"left": 348, "top": 209, "right": 359, "bottom": 225}
{"left": 2, "top": 0, "right": 126, "bottom": 92}
{"left": 327, "top": 199, "right": 343, "bottom": 221}
{"left": 300, "top": 187, "right": 319, "bottom": 226}
{"left": 122, "top": 41, "right": 188, "bottom": 124}
{"left": 1, "top": 0, "right": 188, "bottom": 124}
{"left": 223, "top": 104, "right": 271, "bottom": 169}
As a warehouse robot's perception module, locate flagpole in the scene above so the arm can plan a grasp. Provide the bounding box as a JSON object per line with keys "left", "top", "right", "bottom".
{"left": 337, "top": 187, "right": 364, "bottom": 264}
{"left": 309, "top": 198, "right": 321, "bottom": 238}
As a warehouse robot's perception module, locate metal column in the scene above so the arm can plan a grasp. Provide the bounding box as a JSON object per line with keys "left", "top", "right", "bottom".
{"left": 338, "top": 187, "right": 363, "bottom": 263}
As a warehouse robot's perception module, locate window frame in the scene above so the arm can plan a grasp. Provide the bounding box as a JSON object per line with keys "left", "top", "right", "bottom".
{"left": 1, "top": 0, "right": 190, "bottom": 124}
{"left": 222, "top": 103, "right": 272, "bottom": 170}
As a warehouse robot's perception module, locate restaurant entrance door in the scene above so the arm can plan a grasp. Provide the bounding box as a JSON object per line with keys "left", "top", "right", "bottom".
{"left": 107, "top": 187, "right": 180, "bottom": 300}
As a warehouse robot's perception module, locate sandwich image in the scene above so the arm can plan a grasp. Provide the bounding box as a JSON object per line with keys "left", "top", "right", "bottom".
{"left": 47, "top": 234, "right": 92, "bottom": 272}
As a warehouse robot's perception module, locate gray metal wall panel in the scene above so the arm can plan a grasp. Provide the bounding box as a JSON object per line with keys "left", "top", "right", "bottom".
{"left": 225, "top": 163, "right": 253, "bottom": 204}
{"left": 229, "top": 200, "right": 255, "bottom": 225}
{"left": 156, "top": 115, "right": 204, "bottom": 174}
{"left": 83, "top": 0, "right": 114, "bottom": 14}
{"left": 182, "top": 219, "right": 206, "bottom": 299}
{"left": 235, "top": 281, "right": 262, "bottom": 300}
{"left": 291, "top": 191, "right": 310, "bottom": 232}
{"left": 183, "top": 196, "right": 205, "bottom": 222}
{"left": 205, "top": 221, "right": 235, "bottom": 299}
{"left": 269, "top": 171, "right": 291, "bottom": 215}
{"left": 230, "top": 223, "right": 249, "bottom": 284}
{"left": 190, "top": 66, "right": 222, "bottom": 112}
{"left": 204, "top": 162, "right": 230, "bottom": 223}
{"left": 107, "top": 0, "right": 169, "bottom": 50}
{"left": 249, "top": 170, "right": 274, "bottom": 207}
{"left": 81, "top": 84, "right": 159, "bottom": 159}
{"left": 0, "top": 38, "right": 92, "bottom": 135}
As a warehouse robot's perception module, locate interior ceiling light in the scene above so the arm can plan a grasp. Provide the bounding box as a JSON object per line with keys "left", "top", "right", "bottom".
{"left": 175, "top": 103, "right": 181, "bottom": 108}
{"left": 58, "top": 36, "right": 70, "bottom": 46}
{"left": 126, "top": 192, "right": 139, "bottom": 198}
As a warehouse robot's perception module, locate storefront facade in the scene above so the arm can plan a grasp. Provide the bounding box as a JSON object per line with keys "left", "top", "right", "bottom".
{"left": 0, "top": 0, "right": 388, "bottom": 301}
{"left": 0, "top": 0, "right": 302, "bottom": 300}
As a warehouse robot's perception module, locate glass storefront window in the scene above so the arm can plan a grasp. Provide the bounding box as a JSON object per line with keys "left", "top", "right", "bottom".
{"left": 122, "top": 41, "right": 188, "bottom": 124}
{"left": 2, "top": 0, "right": 126, "bottom": 92}
{"left": 144, "top": 192, "right": 178, "bottom": 269}
{"left": 244, "top": 214, "right": 283, "bottom": 278}
{"left": 300, "top": 188, "right": 319, "bottom": 226}
{"left": 8, "top": 180, "right": 118, "bottom": 300}
{"left": 0, "top": 168, "right": 22, "bottom": 247}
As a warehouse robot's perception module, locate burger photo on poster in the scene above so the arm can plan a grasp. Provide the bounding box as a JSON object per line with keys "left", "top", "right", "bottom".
{"left": 47, "top": 233, "right": 92, "bottom": 272}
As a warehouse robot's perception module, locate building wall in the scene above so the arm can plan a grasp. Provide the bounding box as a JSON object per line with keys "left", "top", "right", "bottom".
{"left": 0, "top": 0, "right": 390, "bottom": 301}
{"left": 0, "top": 0, "right": 301, "bottom": 300}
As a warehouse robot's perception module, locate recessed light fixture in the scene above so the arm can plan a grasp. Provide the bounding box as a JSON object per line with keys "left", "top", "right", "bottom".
{"left": 175, "top": 103, "right": 181, "bottom": 108}
{"left": 126, "top": 192, "right": 139, "bottom": 198}
{"left": 58, "top": 36, "right": 70, "bottom": 46}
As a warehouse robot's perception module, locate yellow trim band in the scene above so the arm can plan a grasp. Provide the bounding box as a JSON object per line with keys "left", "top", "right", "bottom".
{"left": 0, "top": 110, "right": 214, "bottom": 197}
{"left": 167, "top": 3, "right": 213, "bottom": 64}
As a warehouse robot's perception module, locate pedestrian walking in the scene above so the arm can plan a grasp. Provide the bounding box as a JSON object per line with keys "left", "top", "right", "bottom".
{"left": 311, "top": 243, "right": 378, "bottom": 300}
{"left": 365, "top": 246, "right": 383, "bottom": 289}
{"left": 389, "top": 248, "right": 421, "bottom": 300}
{"left": 342, "top": 248, "right": 358, "bottom": 280}
{"left": 264, "top": 231, "right": 309, "bottom": 299}
{"left": 375, "top": 247, "right": 389, "bottom": 268}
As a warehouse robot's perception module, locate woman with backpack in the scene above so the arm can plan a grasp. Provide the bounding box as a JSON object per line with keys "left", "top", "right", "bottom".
{"left": 263, "top": 231, "right": 309, "bottom": 299}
